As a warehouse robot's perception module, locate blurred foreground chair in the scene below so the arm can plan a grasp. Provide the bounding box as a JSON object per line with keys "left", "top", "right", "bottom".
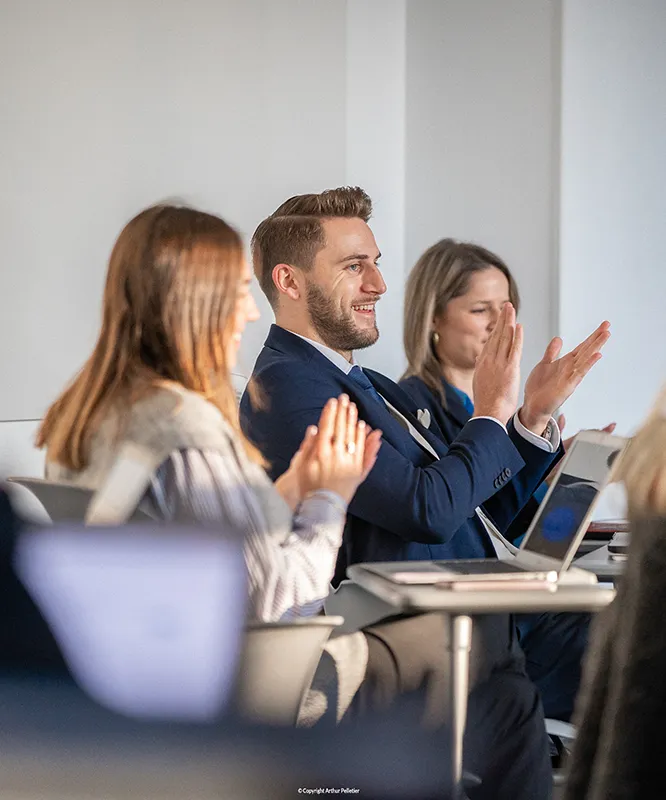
{"left": 7, "top": 477, "right": 152, "bottom": 523}
{"left": 7, "top": 485, "right": 341, "bottom": 727}
{"left": 237, "top": 617, "right": 343, "bottom": 725}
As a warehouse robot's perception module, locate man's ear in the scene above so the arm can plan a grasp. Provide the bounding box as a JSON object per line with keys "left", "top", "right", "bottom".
{"left": 273, "top": 263, "right": 302, "bottom": 301}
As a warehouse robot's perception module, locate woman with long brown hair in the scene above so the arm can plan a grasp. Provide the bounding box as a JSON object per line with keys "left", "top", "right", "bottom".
{"left": 37, "top": 204, "right": 381, "bottom": 622}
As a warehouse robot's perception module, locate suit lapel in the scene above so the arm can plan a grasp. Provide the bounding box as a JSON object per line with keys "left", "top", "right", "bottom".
{"left": 264, "top": 327, "right": 420, "bottom": 453}
{"left": 366, "top": 369, "right": 449, "bottom": 459}
{"left": 264, "top": 327, "right": 445, "bottom": 461}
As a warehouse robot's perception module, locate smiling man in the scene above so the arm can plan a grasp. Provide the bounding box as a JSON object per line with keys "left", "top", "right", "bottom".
{"left": 241, "top": 186, "right": 609, "bottom": 732}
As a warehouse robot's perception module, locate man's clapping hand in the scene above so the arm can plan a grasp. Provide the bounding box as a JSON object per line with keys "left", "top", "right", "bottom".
{"left": 518, "top": 322, "right": 611, "bottom": 437}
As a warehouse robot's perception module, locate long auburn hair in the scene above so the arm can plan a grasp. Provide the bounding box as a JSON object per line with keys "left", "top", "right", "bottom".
{"left": 402, "top": 238, "right": 520, "bottom": 406}
{"left": 37, "top": 204, "right": 263, "bottom": 469}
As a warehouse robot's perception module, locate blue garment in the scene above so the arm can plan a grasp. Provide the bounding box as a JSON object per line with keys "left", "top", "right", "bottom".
{"left": 449, "top": 384, "right": 475, "bottom": 417}
{"left": 240, "top": 325, "right": 558, "bottom": 584}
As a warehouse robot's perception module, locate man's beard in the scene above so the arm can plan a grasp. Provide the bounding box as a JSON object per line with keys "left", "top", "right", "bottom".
{"left": 306, "top": 281, "right": 379, "bottom": 352}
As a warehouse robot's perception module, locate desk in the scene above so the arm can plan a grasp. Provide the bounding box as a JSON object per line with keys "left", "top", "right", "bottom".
{"left": 574, "top": 545, "right": 625, "bottom": 581}
{"left": 348, "top": 564, "right": 615, "bottom": 799}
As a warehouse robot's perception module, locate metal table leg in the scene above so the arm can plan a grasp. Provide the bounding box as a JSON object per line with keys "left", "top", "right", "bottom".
{"left": 451, "top": 615, "right": 473, "bottom": 799}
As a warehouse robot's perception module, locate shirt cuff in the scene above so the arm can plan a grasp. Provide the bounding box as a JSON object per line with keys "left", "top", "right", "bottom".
{"left": 300, "top": 489, "right": 348, "bottom": 518}
{"left": 469, "top": 416, "right": 508, "bottom": 434}
{"left": 512, "top": 411, "right": 560, "bottom": 453}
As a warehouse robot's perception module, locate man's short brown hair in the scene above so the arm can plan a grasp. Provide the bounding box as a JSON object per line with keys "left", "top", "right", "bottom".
{"left": 251, "top": 186, "right": 372, "bottom": 307}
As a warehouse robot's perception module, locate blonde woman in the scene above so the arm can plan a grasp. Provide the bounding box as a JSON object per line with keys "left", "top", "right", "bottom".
{"left": 399, "top": 239, "right": 615, "bottom": 529}
{"left": 399, "top": 237, "right": 614, "bottom": 724}
{"left": 565, "top": 393, "right": 666, "bottom": 799}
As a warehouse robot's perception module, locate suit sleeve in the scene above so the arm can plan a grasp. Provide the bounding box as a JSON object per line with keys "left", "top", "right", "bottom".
{"left": 242, "top": 366, "right": 536, "bottom": 546}
{"left": 481, "top": 420, "right": 563, "bottom": 532}
{"left": 398, "top": 375, "right": 561, "bottom": 535}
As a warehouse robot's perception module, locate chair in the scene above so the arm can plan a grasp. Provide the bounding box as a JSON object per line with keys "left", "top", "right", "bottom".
{"left": 10, "top": 478, "right": 342, "bottom": 727}
{"left": 236, "top": 616, "right": 343, "bottom": 725}
{"left": 7, "top": 477, "right": 152, "bottom": 523}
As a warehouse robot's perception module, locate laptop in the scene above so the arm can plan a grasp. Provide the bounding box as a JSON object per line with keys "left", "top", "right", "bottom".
{"left": 362, "top": 430, "right": 628, "bottom": 588}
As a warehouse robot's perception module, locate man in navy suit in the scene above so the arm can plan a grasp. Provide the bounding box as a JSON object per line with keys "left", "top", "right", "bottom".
{"left": 240, "top": 186, "right": 610, "bottom": 724}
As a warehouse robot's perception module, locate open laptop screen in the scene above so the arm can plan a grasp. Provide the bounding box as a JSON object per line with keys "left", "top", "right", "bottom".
{"left": 522, "top": 437, "right": 624, "bottom": 562}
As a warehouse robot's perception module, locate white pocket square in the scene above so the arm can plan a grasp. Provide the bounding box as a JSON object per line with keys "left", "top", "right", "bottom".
{"left": 416, "top": 409, "right": 431, "bottom": 429}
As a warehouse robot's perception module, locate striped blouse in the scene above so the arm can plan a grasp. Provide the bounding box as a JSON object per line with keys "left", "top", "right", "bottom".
{"left": 146, "top": 449, "right": 346, "bottom": 623}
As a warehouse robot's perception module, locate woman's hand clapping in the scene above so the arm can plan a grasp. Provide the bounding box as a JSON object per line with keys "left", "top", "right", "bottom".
{"left": 275, "top": 395, "right": 382, "bottom": 509}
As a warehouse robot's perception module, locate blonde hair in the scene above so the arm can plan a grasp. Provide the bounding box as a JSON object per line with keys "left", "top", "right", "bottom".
{"left": 402, "top": 239, "right": 520, "bottom": 405}
{"left": 37, "top": 204, "right": 263, "bottom": 469}
{"left": 615, "top": 387, "right": 666, "bottom": 516}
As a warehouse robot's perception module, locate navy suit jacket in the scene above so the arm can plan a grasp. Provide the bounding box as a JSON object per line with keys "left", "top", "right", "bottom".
{"left": 241, "top": 326, "right": 559, "bottom": 585}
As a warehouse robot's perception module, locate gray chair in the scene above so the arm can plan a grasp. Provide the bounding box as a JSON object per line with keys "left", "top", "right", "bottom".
{"left": 7, "top": 477, "right": 152, "bottom": 523}
{"left": 236, "top": 616, "right": 343, "bottom": 725}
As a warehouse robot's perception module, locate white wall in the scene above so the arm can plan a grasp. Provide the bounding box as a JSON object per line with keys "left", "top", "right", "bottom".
{"left": 0, "top": 0, "right": 350, "bottom": 477}
{"left": 405, "top": 0, "right": 560, "bottom": 378}
{"left": 0, "top": 0, "right": 350, "bottom": 420}
{"left": 0, "top": 0, "right": 415, "bottom": 479}
{"left": 2, "top": 0, "right": 662, "bottom": 485}
{"left": 559, "top": 0, "right": 666, "bottom": 435}
{"left": 346, "top": 0, "right": 406, "bottom": 378}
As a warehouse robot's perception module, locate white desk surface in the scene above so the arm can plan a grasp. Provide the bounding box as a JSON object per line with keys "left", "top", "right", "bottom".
{"left": 347, "top": 564, "right": 615, "bottom": 614}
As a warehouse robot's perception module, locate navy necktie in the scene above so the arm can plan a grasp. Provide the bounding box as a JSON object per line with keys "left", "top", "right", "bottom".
{"left": 348, "top": 366, "right": 384, "bottom": 406}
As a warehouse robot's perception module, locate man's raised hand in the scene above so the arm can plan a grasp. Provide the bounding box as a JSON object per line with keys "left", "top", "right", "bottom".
{"left": 519, "top": 321, "right": 611, "bottom": 436}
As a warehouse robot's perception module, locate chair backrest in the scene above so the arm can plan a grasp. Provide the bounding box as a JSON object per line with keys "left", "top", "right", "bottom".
{"left": 7, "top": 478, "right": 151, "bottom": 523}
{"left": 236, "top": 616, "right": 343, "bottom": 726}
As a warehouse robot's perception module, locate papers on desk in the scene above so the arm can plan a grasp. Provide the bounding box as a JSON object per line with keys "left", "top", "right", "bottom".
{"left": 15, "top": 526, "right": 247, "bottom": 721}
